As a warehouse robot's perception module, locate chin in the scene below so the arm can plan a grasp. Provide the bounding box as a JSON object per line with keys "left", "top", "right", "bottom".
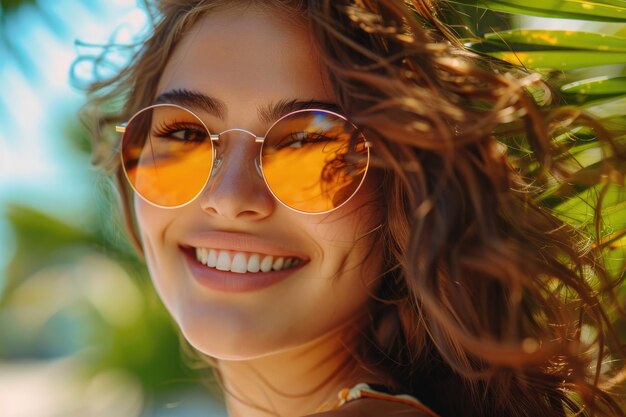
{"left": 174, "top": 308, "right": 288, "bottom": 361}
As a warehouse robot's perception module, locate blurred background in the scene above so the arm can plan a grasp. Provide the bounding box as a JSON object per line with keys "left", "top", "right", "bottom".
{"left": 0, "top": 1, "right": 226, "bottom": 416}
{"left": 0, "top": 1, "right": 624, "bottom": 417}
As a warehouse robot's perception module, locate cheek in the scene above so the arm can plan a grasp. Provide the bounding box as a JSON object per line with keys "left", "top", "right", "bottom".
{"left": 301, "top": 184, "right": 384, "bottom": 293}
{"left": 285, "top": 220, "right": 383, "bottom": 349}
{"left": 133, "top": 197, "right": 181, "bottom": 314}
{"left": 322, "top": 177, "right": 383, "bottom": 250}
{"left": 135, "top": 196, "right": 164, "bottom": 257}
{"left": 331, "top": 181, "right": 385, "bottom": 283}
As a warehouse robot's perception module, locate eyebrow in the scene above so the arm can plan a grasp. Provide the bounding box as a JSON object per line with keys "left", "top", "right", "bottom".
{"left": 154, "top": 89, "right": 227, "bottom": 119}
{"left": 153, "top": 89, "right": 341, "bottom": 123}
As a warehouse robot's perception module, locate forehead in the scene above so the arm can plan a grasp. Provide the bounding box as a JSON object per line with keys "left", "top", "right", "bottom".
{"left": 155, "top": 7, "right": 333, "bottom": 121}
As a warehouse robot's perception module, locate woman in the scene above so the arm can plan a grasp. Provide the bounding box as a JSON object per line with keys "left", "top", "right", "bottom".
{"left": 83, "top": 0, "right": 626, "bottom": 416}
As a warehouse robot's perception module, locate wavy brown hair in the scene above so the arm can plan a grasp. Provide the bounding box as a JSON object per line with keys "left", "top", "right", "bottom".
{"left": 80, "top": 0, "right": 626, "bottom": 416}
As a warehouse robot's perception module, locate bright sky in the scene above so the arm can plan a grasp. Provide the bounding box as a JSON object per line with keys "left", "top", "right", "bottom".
{"left": 0, "top": 0, "right": 148, "bottom": 296}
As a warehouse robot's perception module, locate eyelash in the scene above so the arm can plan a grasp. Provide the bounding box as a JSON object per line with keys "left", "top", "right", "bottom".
{"left": 276, "top": 131, "right": 335, "bottom": 149}
{"left": 153, "top": 121, "right": 208, "bottom": 143}
{"left": 151, "top": 122, "right": 341, "bottom": 151}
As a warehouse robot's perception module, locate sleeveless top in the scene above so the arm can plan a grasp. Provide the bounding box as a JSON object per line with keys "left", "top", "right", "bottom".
{"left": 317, "top": 382, "right": 440, "bottom": 416}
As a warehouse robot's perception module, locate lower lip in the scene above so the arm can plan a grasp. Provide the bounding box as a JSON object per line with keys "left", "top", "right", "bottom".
{"left": 182, "top": 248, "right": 304, "bottom": 293}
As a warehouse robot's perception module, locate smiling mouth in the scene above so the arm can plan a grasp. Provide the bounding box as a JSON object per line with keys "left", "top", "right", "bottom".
{"left": 194, "top": 248, "right": 304, "bottom": 274}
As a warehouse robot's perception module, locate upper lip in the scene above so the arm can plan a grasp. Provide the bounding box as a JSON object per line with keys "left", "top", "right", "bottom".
{"left": 180, "top": 231, "right": 310, "bottom": 259}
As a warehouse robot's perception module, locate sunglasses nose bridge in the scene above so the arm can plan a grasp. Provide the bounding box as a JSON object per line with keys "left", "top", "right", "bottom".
{"left": 218, "top": 127, "right": 262, "bottom": 140}
{"left": 211, "top": 128, "right": 264, "bottom": 178}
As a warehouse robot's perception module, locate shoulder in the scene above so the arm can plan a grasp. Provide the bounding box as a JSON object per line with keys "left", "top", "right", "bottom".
{"left": 306, "top": 398, "right": 439, "bottom": 417}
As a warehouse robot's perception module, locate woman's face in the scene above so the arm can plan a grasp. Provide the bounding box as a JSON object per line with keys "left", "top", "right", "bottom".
{"left": 135, "top": 6, "right": 383, "bottom": 359}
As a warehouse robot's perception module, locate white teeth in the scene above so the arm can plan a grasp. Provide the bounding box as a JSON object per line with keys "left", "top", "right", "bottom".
{"left": 194, "top": 248, "right": 302, "bottom": 273}
{"left": 207, "top": 249, "right": 218, "bottom": 267}
{"left": 272, "top": 257, "right": 284, "bottom": 271}
{"left": 231, "top": 253, "right": 248, "bottom": 274}
{"left": 260, "top": 256, "right": 274, "bottom": 272}
{"left": 247, "top": 254, "right": 260, "bottom": 273}
{"left": 216, "top": 251, "right": 231, "bottom": 271}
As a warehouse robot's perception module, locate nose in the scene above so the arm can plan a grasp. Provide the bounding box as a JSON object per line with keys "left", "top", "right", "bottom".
{"left": 198, "top": 130, "right": 274, "bottom": 220}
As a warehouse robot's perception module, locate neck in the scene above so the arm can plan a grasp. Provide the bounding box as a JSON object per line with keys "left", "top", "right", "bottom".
{"left": 216, "top": 324, "right": 379, "bottom": 417}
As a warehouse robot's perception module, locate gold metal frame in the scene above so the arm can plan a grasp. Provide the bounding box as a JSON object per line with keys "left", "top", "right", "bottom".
{"left": 116, "top": 104, "right": 371, "bottom": 214}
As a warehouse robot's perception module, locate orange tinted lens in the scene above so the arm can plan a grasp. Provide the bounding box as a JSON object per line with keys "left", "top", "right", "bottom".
{"left": 121, "top": 105, "right": 213, "bottom": 207}
{"left": 262, "top": 110, "right": 369, "bottom": 213}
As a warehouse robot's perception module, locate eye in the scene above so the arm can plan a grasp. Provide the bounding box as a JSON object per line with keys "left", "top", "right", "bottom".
{"left": 170, "top": 128, "right": 205, "bottom": 142}
{"left": 153, "top": 122, "right": 208, "bottom": 143}
{"left": 280, "top": 131, "right": 335, "bottom": 149}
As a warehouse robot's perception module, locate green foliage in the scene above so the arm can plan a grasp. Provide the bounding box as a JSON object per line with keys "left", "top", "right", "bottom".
{"left": 485, "top": 29, "right": 626, "bottom": 51}
{"left": 562, "top": 77, "right": 626, "bottom": 104}
{"left": 1, "top": 196, "right": 198, "bottom": 393}
{"left": 4, "top": 205, "right": 94, "bottom": 286}
{"left": 450, "top": 0, "right": 626, "bottom": 22}
{"left": 467, "top": 29, "right": 626, "bottom": 70}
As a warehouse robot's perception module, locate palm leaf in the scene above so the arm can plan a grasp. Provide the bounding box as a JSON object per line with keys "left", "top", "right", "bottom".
{"left": 450, "top": 0, "right": 626, "bottom": 22}
{"left": 563, "top": 77, "right": 626, "bottom": 96}
{"left": 467, "top": 30, "right": 626, "bottom": 70}
{"left": 561, "top": 77, "right": 626, "bottom": 104}
{"left": 487, "top": 50, "right": 626, "bottom": 69}
{"left": 483, "top": 30, "right": 626, "bottom": 51}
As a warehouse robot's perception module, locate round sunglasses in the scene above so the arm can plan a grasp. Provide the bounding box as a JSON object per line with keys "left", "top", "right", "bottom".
{"left": 117, "top": 104, "right": 371, "bottom": 214}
